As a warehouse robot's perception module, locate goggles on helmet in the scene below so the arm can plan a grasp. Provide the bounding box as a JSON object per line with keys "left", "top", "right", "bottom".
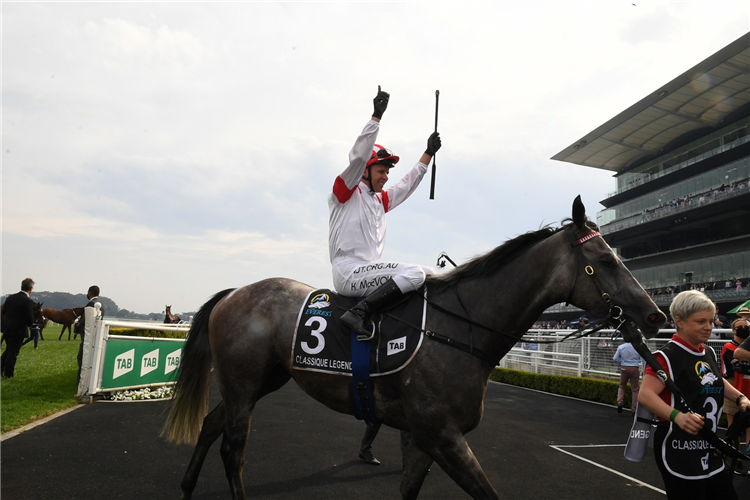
{"left": 367, "top": 144, "right": 400, "bottom": 167}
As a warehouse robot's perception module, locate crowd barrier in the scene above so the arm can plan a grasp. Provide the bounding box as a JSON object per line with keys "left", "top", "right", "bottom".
{"left": 78, "top": 317, "right": 190, "bottom": 400}
{"left": 498, "top": 329, "right": 733, "bottom": 379}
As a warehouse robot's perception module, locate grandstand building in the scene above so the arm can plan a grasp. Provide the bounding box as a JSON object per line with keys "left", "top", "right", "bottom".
{"left": 546, "top": 32, "right": 750, "bottom": 323}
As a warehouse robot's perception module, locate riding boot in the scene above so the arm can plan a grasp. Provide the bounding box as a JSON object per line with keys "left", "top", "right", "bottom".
{"left": 359, "top": 422, "right": 382, "bottom": 465}
{"left": 341, "top": 278, "right": 405, "bottom": 340}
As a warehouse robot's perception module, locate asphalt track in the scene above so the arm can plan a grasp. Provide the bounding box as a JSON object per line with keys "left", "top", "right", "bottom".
{"left": 2, "top": 380, "right": 749, "bottom": 500}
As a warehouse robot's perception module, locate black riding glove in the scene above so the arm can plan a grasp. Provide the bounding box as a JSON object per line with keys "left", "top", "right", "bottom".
{"left": 425, "top": 132, "right": 441, "bottom": 156}
{"left": 373, "top": 85, "right": 389, "bottom": 119}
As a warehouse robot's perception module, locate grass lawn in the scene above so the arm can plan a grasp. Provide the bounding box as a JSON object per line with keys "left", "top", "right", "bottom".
{"left": 1, "top": 324, "right": 81, "bottom": 433}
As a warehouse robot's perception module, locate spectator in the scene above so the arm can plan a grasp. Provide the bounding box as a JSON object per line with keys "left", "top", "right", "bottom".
{"left": 1, "top": 278, "right": 36, "bottom": 377}
{"left": 713, "top": 304, "right": 727, "bottom": 331}
{"left": 638, "top": 290, "right": 749, "bottom": 498}
{"left": 735, "top": 325, "right": 750, "bottom": 362}
{"left": 21, "top": 322, "right": 41, "bottom": 350}
{"left": 77, "top": 285, "right": 104, "bottom": 384}
{"left": 613, "top": 342, "right": 643, "bottom": 413}
{"left": 720, "top": 318, "right": 750, "bottom": 475}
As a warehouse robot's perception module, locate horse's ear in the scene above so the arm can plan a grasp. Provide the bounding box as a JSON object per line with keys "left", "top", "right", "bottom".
{"left": 572, "top": 195, "right": 586, "bottom": 229}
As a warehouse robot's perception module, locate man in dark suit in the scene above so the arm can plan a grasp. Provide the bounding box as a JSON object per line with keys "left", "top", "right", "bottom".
{"left": 77, "top": 285, "right": 104, "bottom": 384}
{"left": 1, "top": 278, "right": 36, "bottom": 378}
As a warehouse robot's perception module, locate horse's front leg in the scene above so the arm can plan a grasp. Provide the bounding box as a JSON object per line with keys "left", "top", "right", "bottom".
{"left": 400, "top": 436, "right": 434, "bottom": 500}
{"left": 411, "top": 428, "right": 499, "bottom": 500}
{"left": 181, "top": 402, "right": 226, "bottom": 500}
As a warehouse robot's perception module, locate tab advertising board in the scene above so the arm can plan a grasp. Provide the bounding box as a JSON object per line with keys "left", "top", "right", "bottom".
{"left": 100, "top": 338, "right": 184, "bottom": 390}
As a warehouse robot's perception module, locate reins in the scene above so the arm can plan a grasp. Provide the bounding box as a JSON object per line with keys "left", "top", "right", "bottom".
{"left": 384, "top": 227, "right": 626, "bottom": 364}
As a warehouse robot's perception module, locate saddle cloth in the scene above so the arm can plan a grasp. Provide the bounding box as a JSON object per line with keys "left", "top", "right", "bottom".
{"left": 291, "top": 288, "right": 426, "bottom": 376}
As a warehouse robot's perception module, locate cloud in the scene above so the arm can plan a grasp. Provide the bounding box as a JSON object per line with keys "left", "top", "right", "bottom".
{"left": 3, "top": 2, "right": 748, "bottom": 313}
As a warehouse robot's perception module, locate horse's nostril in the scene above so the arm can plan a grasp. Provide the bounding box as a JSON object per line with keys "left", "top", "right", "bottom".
{"left": 648, "top": 313, "right": 663, "bottom": 324}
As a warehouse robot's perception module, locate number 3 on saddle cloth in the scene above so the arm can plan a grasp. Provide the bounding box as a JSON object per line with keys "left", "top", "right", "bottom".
{"left": 291, "top": 288, "right": 426, "bottom": 422}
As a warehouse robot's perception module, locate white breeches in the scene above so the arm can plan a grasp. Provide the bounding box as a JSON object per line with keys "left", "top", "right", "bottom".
{"left": 332, "top": 257, "right": 434, "bottom": 297}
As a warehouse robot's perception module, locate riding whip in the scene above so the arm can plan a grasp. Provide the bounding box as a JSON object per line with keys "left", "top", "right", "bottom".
{"left": 429, "top": 90, "right": 439, "bottom": 200}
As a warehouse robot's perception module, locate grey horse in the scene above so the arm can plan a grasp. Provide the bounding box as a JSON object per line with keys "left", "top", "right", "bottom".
{"left": 163, "top": 196, "right": 666, "bottom": 499}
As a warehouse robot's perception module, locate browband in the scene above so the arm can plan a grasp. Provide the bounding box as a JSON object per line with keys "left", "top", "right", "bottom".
{"left": 577, "top": 231, "right": 601, "bottom": 245}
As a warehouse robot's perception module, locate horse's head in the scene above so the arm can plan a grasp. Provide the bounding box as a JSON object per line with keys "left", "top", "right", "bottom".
{"left": 565, "top": 196, "right": 666, "bottom": 343}
{"left": 33, "top": 302, "right": 45, "bottom": 324}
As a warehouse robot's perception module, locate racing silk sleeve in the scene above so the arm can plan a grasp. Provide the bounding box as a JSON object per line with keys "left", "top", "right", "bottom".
{"left": 381, "top": 161, "right": 429, "bottom": 213}
{"left": 645, "top": 351, "right": 673, "bottom": 420}
{"left": 332, "top": 120, "right": 380, "bottom": 203}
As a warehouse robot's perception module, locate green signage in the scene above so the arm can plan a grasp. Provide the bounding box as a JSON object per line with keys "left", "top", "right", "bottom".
{"left": 100, "top": 338, "right": 184, "bottom": 390}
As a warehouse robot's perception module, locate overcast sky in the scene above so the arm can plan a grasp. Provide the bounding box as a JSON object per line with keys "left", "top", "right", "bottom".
{"left": 2, "top": 1, "right": 748, "bottom": 315}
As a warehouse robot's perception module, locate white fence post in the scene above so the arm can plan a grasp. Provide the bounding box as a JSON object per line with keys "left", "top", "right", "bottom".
{"left": 76, "top": 303, "right": 102, "bottom": 400}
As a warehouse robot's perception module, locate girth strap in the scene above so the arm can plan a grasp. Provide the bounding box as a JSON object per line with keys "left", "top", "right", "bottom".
{"left": 351, "top": 331, "right": 378, "bottom": 425}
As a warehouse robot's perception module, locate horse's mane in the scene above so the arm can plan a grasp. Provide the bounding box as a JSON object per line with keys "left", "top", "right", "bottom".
{"left": 426, "top": 218, "right": 597, "bottom": 293}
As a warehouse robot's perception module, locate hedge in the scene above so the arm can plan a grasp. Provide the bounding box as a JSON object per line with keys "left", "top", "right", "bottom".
{"left": 490, "top": 367, "right": 632, "bottom": 408}
{"left": 490, "top": 367, "right": 729, "bottom": 428}
{"left": 108, "top": 327, "right": 188, "bottom": 340}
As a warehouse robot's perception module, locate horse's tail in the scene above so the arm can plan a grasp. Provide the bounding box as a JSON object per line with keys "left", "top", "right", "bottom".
{"left": 161, "top": 288, "right": 235, "bottom": 445}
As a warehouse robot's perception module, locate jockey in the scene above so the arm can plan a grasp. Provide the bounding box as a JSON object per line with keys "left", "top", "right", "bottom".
{"left": 328, "top": 86, "right": 441, "bottom": 339}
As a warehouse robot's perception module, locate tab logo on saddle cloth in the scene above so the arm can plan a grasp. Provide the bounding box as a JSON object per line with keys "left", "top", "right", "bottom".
{"left": 291, "top": 288, "right": 426, "bottom": 376}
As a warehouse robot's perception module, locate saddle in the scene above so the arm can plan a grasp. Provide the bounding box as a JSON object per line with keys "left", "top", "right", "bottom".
{"left": 291, "top": 288, "right": 425, "bottom": 376}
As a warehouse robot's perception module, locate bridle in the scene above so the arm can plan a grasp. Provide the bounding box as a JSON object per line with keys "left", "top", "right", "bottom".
{"left": 563, "top": 227, "right": 627, "bottom": 333}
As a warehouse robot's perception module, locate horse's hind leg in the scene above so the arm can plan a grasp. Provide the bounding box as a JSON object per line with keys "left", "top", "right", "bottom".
{"left": 409, "top": 430, "right": 499, "bottom": 500}
{"left": 59, "top": 324, "right": 71, "bottom": 341}
{"left": 181, "top": 401, "right": 226, "bottom": 500}
{"left": 215, "top": 362, "right": 290, "bottom": 500}
{"left": 218, "top": 398, "right": 259, "bottom": 500}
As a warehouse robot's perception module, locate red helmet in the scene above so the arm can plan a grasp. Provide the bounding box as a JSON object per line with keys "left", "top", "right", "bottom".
{"left": 366, "top": 144, "right": 400, "bottom": 167}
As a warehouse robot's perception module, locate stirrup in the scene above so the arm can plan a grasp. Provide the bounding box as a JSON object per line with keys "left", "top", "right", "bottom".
{"left": 357, "top": 322, "right": 376, "bottom": 342}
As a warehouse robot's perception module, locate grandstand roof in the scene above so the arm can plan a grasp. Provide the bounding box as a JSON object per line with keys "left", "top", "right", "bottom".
{"left": 552, "top": 32, "right": 750, "bottom": 173}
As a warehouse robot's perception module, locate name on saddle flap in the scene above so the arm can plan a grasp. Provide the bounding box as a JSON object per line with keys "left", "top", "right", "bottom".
{"left": 100, "top": 338, "right": 184, "bottom": 389}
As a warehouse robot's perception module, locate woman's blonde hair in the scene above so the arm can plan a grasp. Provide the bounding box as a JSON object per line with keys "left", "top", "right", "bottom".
{"left": 669, "top": 290, "right": 715, "bottom": 323}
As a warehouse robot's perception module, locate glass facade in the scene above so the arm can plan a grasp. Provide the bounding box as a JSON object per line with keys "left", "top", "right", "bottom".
{"left": 611, "top": 119, "right": 749, "bottom": 195}
{"left": 631, "top": 250, "right": 750, "bottom": 290}
{"left": 608, "top": 155, "right": 748, "bottom": 221}
{"left": 597, "top": 117, "right": 750, "bottom": 293}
